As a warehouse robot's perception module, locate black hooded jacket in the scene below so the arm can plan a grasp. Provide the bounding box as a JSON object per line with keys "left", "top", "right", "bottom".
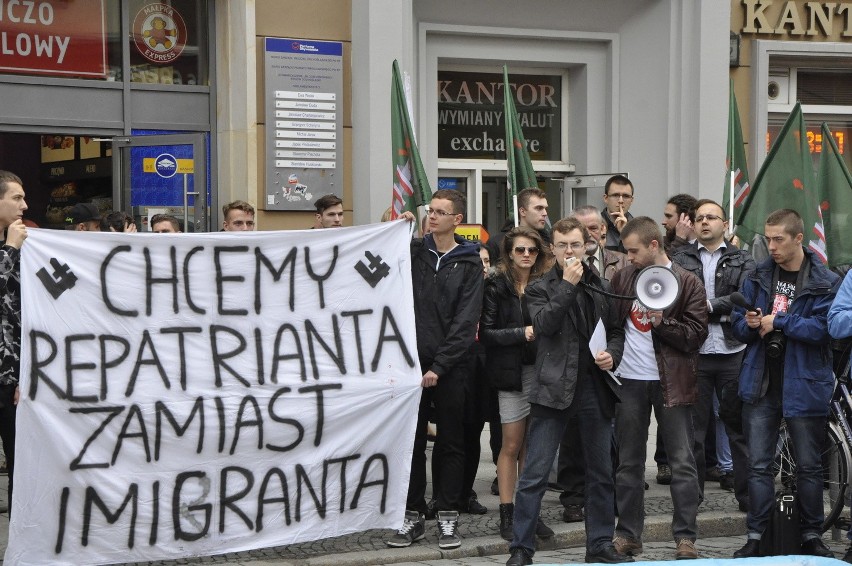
{"left": 410, "top": 234, "right": 484, "bottom": 377}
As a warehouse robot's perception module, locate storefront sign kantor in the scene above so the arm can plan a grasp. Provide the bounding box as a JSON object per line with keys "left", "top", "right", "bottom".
{"left": 438, "top": 70, "right": 562, "bottom": 160}
{"left": 740, "top": 0, "right": 852, "bottom": 36}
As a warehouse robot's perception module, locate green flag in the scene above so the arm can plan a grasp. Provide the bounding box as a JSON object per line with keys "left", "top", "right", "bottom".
{"left": 736, "top": 103, "right": 821, "bottom": 256}
{"left": 391, "top": 60, "right": 432, "bottom": 219}
{"left": 818, "top": 123, "right": 852, "bottom": 268}
{"left": 723, "top": 80, "right": 751, "bottom": 226}
{"left": 503, "top": 65, "right": 537, "bottom": 225}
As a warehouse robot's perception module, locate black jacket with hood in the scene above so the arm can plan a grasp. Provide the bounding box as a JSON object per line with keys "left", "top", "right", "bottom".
{"left": 411, "top": 233, "right": 484, "bottom": 377}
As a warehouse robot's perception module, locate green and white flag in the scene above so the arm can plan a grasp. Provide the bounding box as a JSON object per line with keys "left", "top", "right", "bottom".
{"left": 723, "top": 80, "right": 750, "bottom": 226}
{"left": 736, "top": 103, "right": 821, "bottom": 261}
{"left": 503, "top": 65, "right": 537, "bottom": 225}
{"left": 391, "top": 60, "right": 432, "bottom": 219}
{"left": 817, "top": 122, "right": 852, "bottom": 268}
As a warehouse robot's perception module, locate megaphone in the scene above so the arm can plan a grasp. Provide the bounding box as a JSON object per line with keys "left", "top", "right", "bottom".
{"left": 634, "top": 265, "right": 680, "bottom": 310}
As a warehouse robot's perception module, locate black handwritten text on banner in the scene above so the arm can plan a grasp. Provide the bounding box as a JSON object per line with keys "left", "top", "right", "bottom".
{"left": 8, "top": 221, "right": 421, "bottom": 565}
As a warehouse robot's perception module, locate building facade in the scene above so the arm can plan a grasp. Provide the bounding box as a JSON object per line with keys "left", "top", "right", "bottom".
{"left": 0, "top": 0, "right": 730, "bottom": 233}
{"left": 731, "top": 0, "right": 852, "bottom": 180}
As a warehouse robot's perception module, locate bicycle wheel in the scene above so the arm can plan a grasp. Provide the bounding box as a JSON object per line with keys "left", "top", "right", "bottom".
{"left": 774, "top": 419, "right": 851, "bottom": 532}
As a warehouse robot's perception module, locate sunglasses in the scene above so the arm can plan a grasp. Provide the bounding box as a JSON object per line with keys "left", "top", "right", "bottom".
{"left": 514, "top": 246, "right": 539, "bottom": 255}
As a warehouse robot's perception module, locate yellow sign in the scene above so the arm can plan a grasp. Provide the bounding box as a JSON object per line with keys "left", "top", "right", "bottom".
{"left": 455, "top": 224, "right": 490, "bottom": 243}
{"left": 143, "top": 157, "right": 194, "bottom": 175}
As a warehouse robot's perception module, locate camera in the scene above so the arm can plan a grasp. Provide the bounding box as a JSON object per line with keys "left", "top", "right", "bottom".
{"left": 765, "top": 330, "right": 786, "bottom": 359}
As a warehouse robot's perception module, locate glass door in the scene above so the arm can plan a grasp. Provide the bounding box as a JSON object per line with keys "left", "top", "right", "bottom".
{"left": 111, "top": 133, "right": 208, "bottom": 232}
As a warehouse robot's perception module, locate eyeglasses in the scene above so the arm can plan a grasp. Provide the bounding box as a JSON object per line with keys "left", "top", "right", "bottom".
{"left": 425, "top": 206, "right": 456, "bottom": 217}
{"left": 695, "top": 214, "right": 723, "bottom": 223}
{"left": 553, "top": 242, "right": 585, "bottom": 251}
{"left": 605, "top": 193, "right": 634, "bottom": 201}
{"left": 514, "top": 246, "right": 539, "bottom": 255}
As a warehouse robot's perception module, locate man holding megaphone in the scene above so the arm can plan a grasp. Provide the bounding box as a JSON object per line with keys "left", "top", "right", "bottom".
{"left": 609, "top": 216, "right": 709, "bottom": 561}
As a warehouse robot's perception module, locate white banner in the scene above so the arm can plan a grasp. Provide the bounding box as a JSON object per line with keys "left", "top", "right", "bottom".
{"left": 7, "top": 221, "right": 422, "bottom": 565}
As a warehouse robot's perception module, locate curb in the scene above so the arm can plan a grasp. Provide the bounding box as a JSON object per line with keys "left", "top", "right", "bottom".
{"left": 269, "top": 512, "right": 748, "bottom": 566}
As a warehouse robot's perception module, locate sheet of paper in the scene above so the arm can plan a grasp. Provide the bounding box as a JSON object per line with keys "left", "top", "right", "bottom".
{"left": 590, "top": 318, "right": 622, "bottom": 385}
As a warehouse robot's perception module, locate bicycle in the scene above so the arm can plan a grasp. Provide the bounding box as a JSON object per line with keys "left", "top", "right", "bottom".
{"left": 773, "top": 354, "right": 852, "bottom": 533}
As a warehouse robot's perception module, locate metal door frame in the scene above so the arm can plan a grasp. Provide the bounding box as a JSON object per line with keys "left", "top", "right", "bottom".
{"left": 111, "top": 133, "right": 208, "bottom": 232}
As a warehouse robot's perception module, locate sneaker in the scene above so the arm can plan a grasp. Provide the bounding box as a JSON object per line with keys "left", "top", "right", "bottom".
{"left": 386, "top": 510, "right": 425, "bottom": 547}
{"left": 656, "top": 464, "right": 672, "bottom": 485}
{"left": 437, "top": 510, "right": 461, "bottom": 549}
{"left": 613, "top": 535, "right": 643, "bottom": 556}
{"left": 675, "top": 538, "right": 698, "bottom": 560}
{"left": 842, "top": 544, "right": 852, "bottom": 563}
{"left": 719, "top": 472, "right": 735, "bottom": 491}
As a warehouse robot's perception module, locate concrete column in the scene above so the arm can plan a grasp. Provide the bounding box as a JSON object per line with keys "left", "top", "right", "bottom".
{"left": 215, "top": 0, "right": 258, "bottom": 222}
{"left": 351, "top": 0, "right": 414, "bottom": 225}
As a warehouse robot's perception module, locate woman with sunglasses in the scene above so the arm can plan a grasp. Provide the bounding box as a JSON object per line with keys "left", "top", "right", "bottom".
{"left": 480, "top": 226, "right": 553, "bottom": 541}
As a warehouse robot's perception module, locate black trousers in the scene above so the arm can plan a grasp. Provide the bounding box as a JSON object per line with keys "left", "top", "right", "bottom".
{"left": 694, "top": 352, "right": 749, "bottom": 507}
{"left": 407, "top": 373, "right": 466, "bottom": 513}
{"left": 0, "top": 383, "right": 16, "bottom": 511}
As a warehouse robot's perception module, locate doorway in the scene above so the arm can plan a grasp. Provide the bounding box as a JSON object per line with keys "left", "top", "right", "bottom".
{"left": 111, "top": 133, "right": 209, "bottom": 232}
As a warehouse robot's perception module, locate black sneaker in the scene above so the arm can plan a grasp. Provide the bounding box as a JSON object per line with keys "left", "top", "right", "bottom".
{"left": 386, "top": 510, "right": 425, "bottom": 547}
{"left": 656, "top": 464, "right": 672, "bottom": 485}
{"left": 437, "top": 510, "right": 461, "bottom": 549}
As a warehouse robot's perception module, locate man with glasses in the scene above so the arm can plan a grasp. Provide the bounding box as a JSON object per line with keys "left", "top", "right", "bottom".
{"left": 610, "top": 217, "right": 708, "bottom": 560}
{"left": 506, "top": 217, "right": 629, "bottom": 566}
{"left": 671, "top": 199, "right": 754, "bottom": 514}
{"left": 387, "top": 190, "right": 483, "bottom": 551}
{"left": 222, "top": 200, "right": 255, "bottom": 231}
{"left": 552, "top": 206, "right": 629, "bottom": 527}
{"left": 602, "top": 175, "right": 635, "bottom": 254}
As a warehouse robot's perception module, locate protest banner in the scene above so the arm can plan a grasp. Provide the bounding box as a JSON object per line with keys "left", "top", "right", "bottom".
{"left": 7, "top": 220, "right": 422, "bottom": 565}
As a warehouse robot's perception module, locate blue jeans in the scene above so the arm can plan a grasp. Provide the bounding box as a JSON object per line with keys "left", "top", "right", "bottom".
{"left": 615, "top": 379, "right": 699, "bottom": 542}
{"left": 743, "top": 390, "right": 826, "bottom": 540}
{"left": 511, "top": 382, "right": 616, "bottom": 555}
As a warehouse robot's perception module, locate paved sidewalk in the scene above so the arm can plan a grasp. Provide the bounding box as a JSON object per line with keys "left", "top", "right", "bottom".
{"left": 1, "top": 423, "right": 849, "bottom": 565}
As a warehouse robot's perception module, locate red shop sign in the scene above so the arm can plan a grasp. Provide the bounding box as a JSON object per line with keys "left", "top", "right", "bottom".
{"left": 0, "top": 0, "right": 107, "bottom": 78}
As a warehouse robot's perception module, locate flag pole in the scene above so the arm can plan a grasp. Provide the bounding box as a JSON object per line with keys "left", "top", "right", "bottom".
{"left": 728, "top": 80, "right": 736, "bottom": 229}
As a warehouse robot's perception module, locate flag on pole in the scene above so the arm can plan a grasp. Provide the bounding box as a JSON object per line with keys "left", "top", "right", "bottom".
{"left": 735, "top": 103, "right": 821, "bottom": 259}
{"left": 723, "top": 80, "right": 751, "bottom": 226}
{"left": 391, "top": 59, "right": 432, "bottom": 219}
{"left": 817, "top": 122, "right": 852, "bottom": 268}
{"left": 503, "top": 65, "right": 537, "bottom": 226}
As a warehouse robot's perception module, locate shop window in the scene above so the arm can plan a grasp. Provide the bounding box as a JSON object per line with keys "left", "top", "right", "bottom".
{"left": 0, "top": 1, "right": 120, "bottom": 80}
{"left": 0, "top": 1, "right": 207, "bottom": 85}
{"left": 128, "top": 0, "right": 209, "bottom": 86}
{"left": 797, "top": 71, "right": 852, "bottom": 107}
{"left": 767, "top": 121, "right": 851, "bottom": 172}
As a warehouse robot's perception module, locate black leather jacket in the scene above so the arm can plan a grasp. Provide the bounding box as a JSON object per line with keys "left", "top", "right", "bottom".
{"left": 671, "top": 240, "right": 756, "bottom": 350}
{"left": 480, "top": 272, "right": 536, "bottom": 391}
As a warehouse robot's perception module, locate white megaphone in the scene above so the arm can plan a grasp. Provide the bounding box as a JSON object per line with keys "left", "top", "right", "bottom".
{"left": 634, "top": 265, "right": 680, "bottom": 310}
